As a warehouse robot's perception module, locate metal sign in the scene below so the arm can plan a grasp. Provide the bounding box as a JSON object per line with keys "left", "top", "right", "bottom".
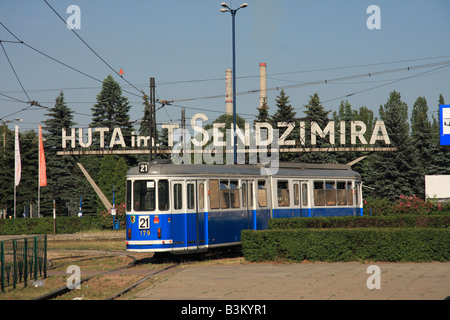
{"left": 440, "top": 105, "right": 450, "bottom": 145}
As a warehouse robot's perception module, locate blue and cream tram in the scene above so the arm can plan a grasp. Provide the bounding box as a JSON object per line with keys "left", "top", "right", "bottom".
{"left": 125, "top": 161, "right": 363, "bottom": 253}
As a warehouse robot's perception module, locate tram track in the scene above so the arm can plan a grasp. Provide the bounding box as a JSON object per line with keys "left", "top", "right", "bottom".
{"left": 33, "top": 250, "right": 140, "bottom": 300}
{"left": 32, "top": 249, "right": 181, "bottom": 300}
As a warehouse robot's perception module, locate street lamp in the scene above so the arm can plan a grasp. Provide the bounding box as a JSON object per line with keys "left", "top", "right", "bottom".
{"left": 220, "top": 2, "right": 248, "bottom": 164}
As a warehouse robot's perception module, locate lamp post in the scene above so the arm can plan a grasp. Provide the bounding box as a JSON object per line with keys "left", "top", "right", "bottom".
{"left": 221, "top": 2, "right": 248, "bottom": 164}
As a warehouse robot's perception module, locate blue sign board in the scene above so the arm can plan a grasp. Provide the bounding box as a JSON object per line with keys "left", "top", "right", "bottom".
{"left": 440, "top": 105, "right": 450, "bottom": 145}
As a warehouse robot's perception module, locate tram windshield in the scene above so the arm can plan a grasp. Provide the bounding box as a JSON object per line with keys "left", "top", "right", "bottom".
{"left": 134, "top": 180, "right": 155, "bottom": 211}
{"left": 132, "top": 179, "right": 169, "bottom": 212}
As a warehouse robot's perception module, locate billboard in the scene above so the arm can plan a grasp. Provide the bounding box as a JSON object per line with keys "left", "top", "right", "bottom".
{"left": 440, "top": 105, "right": 450, "bottom": 145}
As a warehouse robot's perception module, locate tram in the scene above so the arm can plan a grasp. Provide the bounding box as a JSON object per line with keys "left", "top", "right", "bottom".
{"left": 125, "top": 161, "right": 363, "bottom": 253}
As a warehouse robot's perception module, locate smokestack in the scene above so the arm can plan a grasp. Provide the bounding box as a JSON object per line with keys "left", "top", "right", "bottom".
{"left": 225, "top": 68, "right": 233, "bottom": 115}
{"left": 259, "top": 63, "right": 267, "bottom": 108}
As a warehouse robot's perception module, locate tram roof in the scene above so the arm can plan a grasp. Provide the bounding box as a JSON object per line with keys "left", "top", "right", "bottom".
{"left": 127, "top": 161, "right": 360, "bottom": 179}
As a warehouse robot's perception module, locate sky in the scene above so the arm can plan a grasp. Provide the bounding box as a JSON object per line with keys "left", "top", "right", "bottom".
{"left": 1, "top": 0, "right": 450, "bottom": 132}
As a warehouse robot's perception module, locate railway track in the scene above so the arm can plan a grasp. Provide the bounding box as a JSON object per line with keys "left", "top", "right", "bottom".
{"left": 33, "top": 250, "right": 179, "bottom": 300}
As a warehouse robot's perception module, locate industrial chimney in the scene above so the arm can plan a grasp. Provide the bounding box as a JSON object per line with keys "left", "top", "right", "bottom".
{"left": 225, "top": 68, "right": 233, "bottom": 115}
{"left": 259, "top": 63, "right": 267, "bottom": 108}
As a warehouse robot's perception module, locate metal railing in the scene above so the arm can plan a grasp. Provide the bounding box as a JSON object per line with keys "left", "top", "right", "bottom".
{"left": 1, "top": 235, "right": 47, "bottom": 292}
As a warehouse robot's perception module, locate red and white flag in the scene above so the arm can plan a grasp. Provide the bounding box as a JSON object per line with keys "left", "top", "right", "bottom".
{"left": 14, "top": 125, "right": 21, "bottom": 186}
{"left": 39, "top": 125, "right": 47, "bottom": 187}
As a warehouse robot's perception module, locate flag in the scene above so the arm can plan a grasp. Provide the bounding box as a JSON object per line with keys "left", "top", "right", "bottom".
{"left": 39, "top": 125, "right": 47, "bottom": 187}
{"left": 14, "top": 125, "right": 21, "bottom": 186}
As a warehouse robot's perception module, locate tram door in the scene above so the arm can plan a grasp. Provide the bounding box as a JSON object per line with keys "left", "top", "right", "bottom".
{"left": 241, "top": 180, "right": 255, "bottom": 230}
{"left": 186, "top": 180, "right": 206, "bottom": 250}
{"left": 293, "top": 181, "right": 309, "bottom": 217}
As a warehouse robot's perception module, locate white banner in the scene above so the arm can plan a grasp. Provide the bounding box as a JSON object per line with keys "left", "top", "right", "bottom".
{"left": 14, "top": 125, "right": 21, "bottom": 186}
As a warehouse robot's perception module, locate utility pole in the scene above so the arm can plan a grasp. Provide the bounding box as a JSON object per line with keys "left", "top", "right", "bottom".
{"left": 148, "top": 77, "right": 156, "bottom": 161}
{"left": 181, "top": 107, "right": 185, "bottom": 158}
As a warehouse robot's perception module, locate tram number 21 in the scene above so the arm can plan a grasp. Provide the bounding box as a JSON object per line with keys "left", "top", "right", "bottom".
{"left": 139, "top": 162, "right": 149, "bottom": 173}
{"left": 139, "top": 216, "right": 150, "bottom": 230}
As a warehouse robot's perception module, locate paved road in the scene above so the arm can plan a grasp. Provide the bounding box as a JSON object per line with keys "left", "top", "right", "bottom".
{"left": 134, "top": 261, "right": 450, "bottom": 300}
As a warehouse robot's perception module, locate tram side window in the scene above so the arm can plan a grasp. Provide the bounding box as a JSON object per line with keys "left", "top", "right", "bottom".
{"left": 347, "top": 181, "right": 353, "bottom": 205}
{"left": 187, "top": 183, "right": 195, "bottom": 209}
{"left": 302, "top": 183, "right": 308, "bottom": 206}
{"left": 277, "top": 181, "right": 290, "bottom": 207}
{"left": 242, "top": 183, "right": 247, "bottom": 207}
{"left": 158, "top": 180, "right": 169, "bottom": 211}
{"left": 249, "top": 182, "right": 254, "bottom": 207}
{"left": 337, "top": 181, "right": 347, "bottom": 205}
{"left": 294, "top": 183, "right": 299, "bottom": 206}
{"left": 126, "top": 180, "right": 131, "bottom": 212}
{"left": 209, "top": 179, "right": 220, "bottom": 209}
{"left": 230, "top": 180, "right": 240, "bottom": 208}
{"left": 314, "top": 181, "right": 325, "bottom": 206}
{"left": 220, "top": 180, "right": 230, "bottom": 209}
{"left": 355, "top": 182, "right": 361, "bottom": 205}
{"left": 199, "top": 182, "right": 205, "bottom": 210}
{"left": 134, "top": 180, "right": 155, "bottom": 211}
{"left": 325, "top": 181, "right": 336, "bottom": 206}
{"left": 173, "top": 183, "right": 182, "bottom": 210}
{"left": 258, "top": 180, "right": 267, "bottom": 207}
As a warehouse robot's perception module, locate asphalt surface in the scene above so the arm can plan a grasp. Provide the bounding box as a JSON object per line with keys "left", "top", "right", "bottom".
{"left": 3, "top": 232, "right": 448, "bottom": 300}
{"left": 134, "top": 260, "right": 450, "bottom": 300}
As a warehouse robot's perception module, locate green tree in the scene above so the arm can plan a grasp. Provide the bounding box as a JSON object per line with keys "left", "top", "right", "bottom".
{"left": 332, "top": 100, "right": 358, "bottom": 164}
{"left": 254, "top": 97, "right": 270, "bottom": 124}
{"left": 428, "top": 94, "right": 450, "bottom": 176}
{"left": 0, "top": 125, "right": 14, "bottom": 214}
{"left": 367, "top": 91, "right": 418, "bottom": 199}
{"left": 270, "top": 89, "right": 298, "bottom": 162}
{"left": 42, "top": 91, "right": 82, "bottom": 216}
{"left": 91, "top": 75, "right": 133, "bottom": 147}
{"left": 299, "top": 93, "right": 336, "bottom": 164}
{"left": 97, "top": 156, "right": 129, "bottom": 213}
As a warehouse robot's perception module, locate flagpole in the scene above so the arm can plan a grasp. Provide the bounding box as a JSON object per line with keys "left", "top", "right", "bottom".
{"left": 38, "top": 126, "right": 41, "bottom": 218}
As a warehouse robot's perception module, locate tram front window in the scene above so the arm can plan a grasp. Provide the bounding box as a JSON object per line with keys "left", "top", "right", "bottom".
{"left": 134, "top": 180, "right": 155, "bottom": 211}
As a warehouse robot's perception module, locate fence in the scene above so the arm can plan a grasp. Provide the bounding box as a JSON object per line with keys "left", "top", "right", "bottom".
{"left": 1, "top": 235, "right": 47, "bottom": 292}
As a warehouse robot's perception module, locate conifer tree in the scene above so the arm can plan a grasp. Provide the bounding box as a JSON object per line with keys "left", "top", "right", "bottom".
{"left": 270, "top": 89, "right": 298, "bottom": 162}
{"left": 410, "top": 96, "right": 433, "bottom": 197}
{"left": 428, "top": 94, "right": 450, "bottom": 176}
{"left": 42, "top": 91, "right": 78, "bottom": 216}
{"left": 254, "top": 97, "right": 269, "bottom": 124}
{"left": 367, "top": 91, "right": 418, "bottom": 199}
{"left": 299, "top": 93, "right": 336, "bottom": 164}
{"left": 91, "top": 75, "right": 132, "bottom": 147}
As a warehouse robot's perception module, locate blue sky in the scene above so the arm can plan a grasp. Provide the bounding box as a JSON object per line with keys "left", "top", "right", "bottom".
{"left": 1, "top": 0, "right": 450, "bottom": 131}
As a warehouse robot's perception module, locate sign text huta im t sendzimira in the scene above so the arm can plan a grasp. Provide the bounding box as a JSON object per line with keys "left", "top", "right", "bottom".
{"left": 60, "top": 113, "right": 391, "bottom": 153}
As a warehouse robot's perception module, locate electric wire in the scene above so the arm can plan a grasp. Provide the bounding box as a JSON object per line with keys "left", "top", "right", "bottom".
{"left": 1, "top": 41, "right": 32, "bottom": 102}
{"left": 43, "top": 0, "right": 143, "bottom": 95}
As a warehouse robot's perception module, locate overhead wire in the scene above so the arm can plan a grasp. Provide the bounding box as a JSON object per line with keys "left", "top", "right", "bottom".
{"left": 42, "top": 0, "right": 143, "bottom": 96}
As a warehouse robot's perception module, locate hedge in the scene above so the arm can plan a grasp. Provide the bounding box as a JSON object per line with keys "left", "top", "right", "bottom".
{"left": 241, "top": 228, "right": 450, "bottom": 262}
{"left": 269, "top": 215, "right": 450, "bottom": 229}
{"left": 0, "top": 217, "right": 106, "bottom": 235}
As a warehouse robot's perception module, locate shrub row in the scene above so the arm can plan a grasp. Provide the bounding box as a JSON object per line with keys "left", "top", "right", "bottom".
{"left": 0, "top": 217, "right": 106, "bottom": 235}
{"left": 269, "top": 215, "right": 450, "bottom": 230}
{"left": 241, "top": 228, "right": 450, "bottom": 262}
